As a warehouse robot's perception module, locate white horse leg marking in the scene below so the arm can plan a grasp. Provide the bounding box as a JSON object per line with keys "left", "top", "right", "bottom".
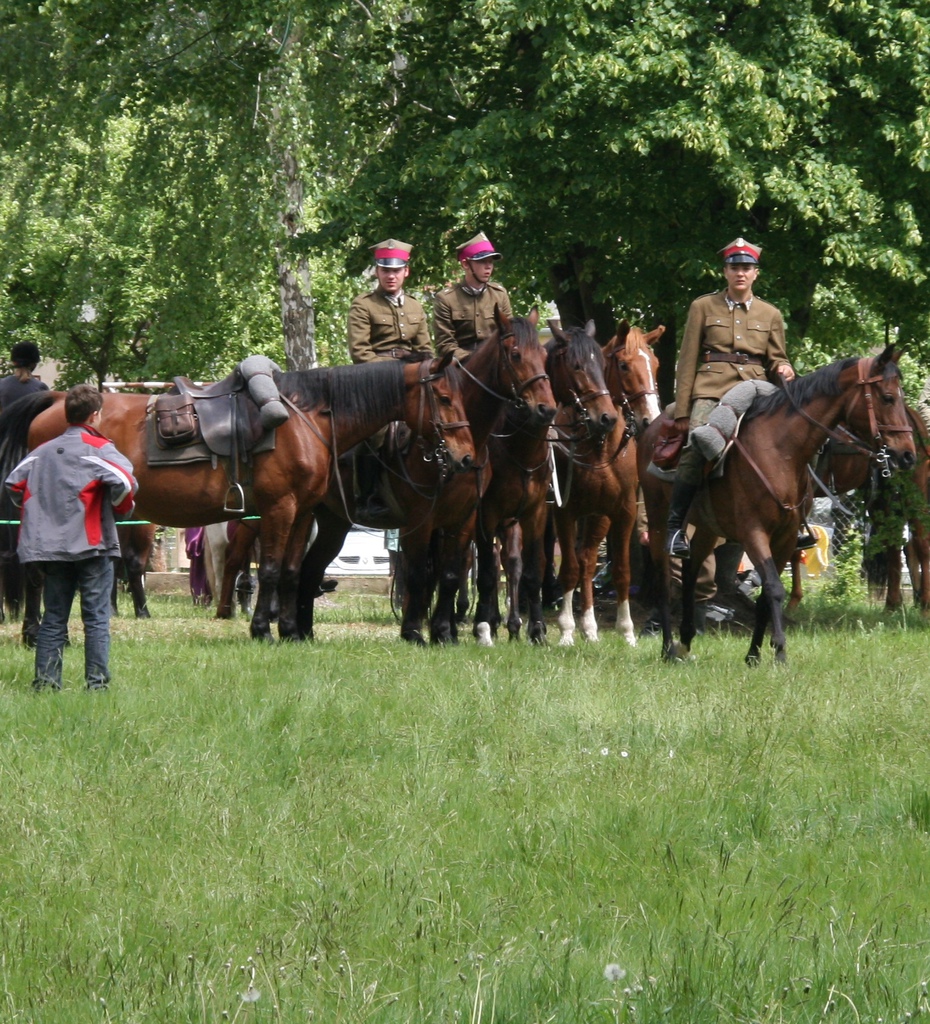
{"left": 557, "top": 588, "right": 576, "bottom": 646}
{"left": 579, "top": 605, "right": 599, "bottom": 642}
{"left": 475, "top": 621, "right": 494, "bottom": 647}
{"left": 615, "top": 598, "right": 636, "bottom": 646}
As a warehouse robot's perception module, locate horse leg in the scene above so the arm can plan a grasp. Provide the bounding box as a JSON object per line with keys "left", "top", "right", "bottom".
{"left": 576, "top": 514, "right": 610, "bottom": 644}
{"left": 250, "top": 505, "right": 299, "bottom": 641}
{"left": 473, "top": 523, "right": 503, "bottom": 647}
{"left": 276, "top": 511, "right": 318, "bottom": 641}
{"left": 400, "top": 529, "right": 433, "bottom": 646}
{"left": 296, "top": 511, "right": 348, "bottom": 641}
{"left": 518, "top": 516, "right": 547, "bottom": 644}
{"left": 555, "top": 513, "right": 580, "bottom": 646}
{"left": 123, "top": 533, "right": 153, "bottom": 619}
{"left": 748, "top": 555, "right": 787, "bottom": 665}
{"left": 502, "top": 522, "right": 526, "bottom": 641}
{"left": 785, "top": 550, "right": 804, "bottom": 613}
{"left": 430, "top": 529, "right": 470, "bottom": 645}
{"left": 609, "top": 500, "right": 638, "bottom": 646}
{"left": 885, "top": 545, "right": 904, "bottom": 611}
{"left": 541, "top": 507, "right": 562, "bottom": 609}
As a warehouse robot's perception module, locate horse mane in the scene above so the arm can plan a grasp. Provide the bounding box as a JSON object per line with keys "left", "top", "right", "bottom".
{"left": 743, "top": 355, "right": 900, "bottom": 421}
{"left": 618, "top": 325, "right": 649, "bottom": 358}
{"left": 545, "top": 324, "right": 606, "bottom": 369}
{"left": 276, "top": 362, "right": 406, "bottom": 424}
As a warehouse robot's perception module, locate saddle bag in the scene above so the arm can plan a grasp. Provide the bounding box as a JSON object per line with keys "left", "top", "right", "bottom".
{"left": 652, "top": 426, "right": 685, "bottom": 470}
{"left": 154, "top": 393, "right": 201, "bottom": 448}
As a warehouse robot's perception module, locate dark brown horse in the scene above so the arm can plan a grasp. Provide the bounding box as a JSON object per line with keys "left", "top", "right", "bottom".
{"left": 786, "top": 405, "right": 930, "bottom": 612}
{"left": 296, "top": 309, "right": 558, "bottom": 645}
{"left": 472, "top": 318, "right": 618, "bottom": 645}
{"left": 113, "top": 522, "right": 157, "bottom": 618}
{"left": 0, "top": 356, "right": 474, "bottom": 641}
{"left": 552, "top": 322, "right": 664, "bottom": 646}
{"left": 640, "top": 347, "right": 916, "bottom": 664}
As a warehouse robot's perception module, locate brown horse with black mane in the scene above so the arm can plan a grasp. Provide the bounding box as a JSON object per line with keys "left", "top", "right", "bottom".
{"left": 472, "top": 317, "right": 617, "bottom": 645}
{"left": 0, "top": 356, "right": 474, "bottom": 641}
{"left": 640, "top": 346, "right": 916, "bottom": 665}
{"left": 553, "top": 322, "right": 664, "bottom": 646}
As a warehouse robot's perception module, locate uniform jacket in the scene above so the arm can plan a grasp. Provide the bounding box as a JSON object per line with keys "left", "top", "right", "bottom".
{"left": 673, "top": 289, "right": 791, "bottom": 420}
{"left": 5, "top": 424, "right": 137, "bottom": 563}
{"left": 347, "top": 289, "right": 433, "bottom": 363}
{"left": 433, "top": 281, "right": 513, "bottom": 361}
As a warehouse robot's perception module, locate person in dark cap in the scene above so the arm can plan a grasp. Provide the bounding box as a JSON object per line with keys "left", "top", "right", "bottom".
{"left": 433, "top": 232, "right": 513, "bottom": 361}
{"left": 665, "top": 237, "right": 796, "bottom": 558}
{"left": 0, "top": 342, "right": 49, "bottom": 410}
{"left": 347, "top": 238, "right": 434, "bottom": 523}
{"left": 347, "top": 239, "right": 433, "bottom": 364}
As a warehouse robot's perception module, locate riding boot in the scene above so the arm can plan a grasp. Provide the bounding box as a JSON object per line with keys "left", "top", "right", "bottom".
{"left": 355, "top": 447, "right": 394, "bottom": 526}
{"left": 666, "top": 479, "right": 700, "bottom": 558}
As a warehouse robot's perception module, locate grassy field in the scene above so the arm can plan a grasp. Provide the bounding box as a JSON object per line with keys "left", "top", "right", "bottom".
{"left": 2, "top": 582, "right": 930, "bottom": 1023}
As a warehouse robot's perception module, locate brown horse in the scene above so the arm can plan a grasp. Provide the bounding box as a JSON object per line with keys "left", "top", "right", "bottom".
{"left": 787, "top": 405, "right": 930, "bottom": 612}
{"left": 0, "top": 356, "right": 474, "bottom": 641}
{"left": 296, "top": 309, "right": 558, "bottom": 645}
{"left": 472, "top": 318, "right": 618, "bottom": 645}
{"left": 553, "top": 322, "right": 664, "bottom": 646}
{"left": 640, "top": 347, "right": 916, "bottom": 664}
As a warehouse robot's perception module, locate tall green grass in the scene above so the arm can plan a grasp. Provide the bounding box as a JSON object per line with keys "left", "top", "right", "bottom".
{"left": 1, "top": 590, "right": 930, "bottom": 1022}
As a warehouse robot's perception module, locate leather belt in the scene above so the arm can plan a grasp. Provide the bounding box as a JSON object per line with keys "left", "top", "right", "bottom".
{"left": 388, "top": 347, "right": 415, "bottom": 359}
{"left": 703, "top": 350, "right": 763, "bottom": 366}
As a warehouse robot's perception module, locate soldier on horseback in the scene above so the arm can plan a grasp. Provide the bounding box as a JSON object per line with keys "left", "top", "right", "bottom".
{"left": 665, "top": 238, "right": 796, "bottom": 558}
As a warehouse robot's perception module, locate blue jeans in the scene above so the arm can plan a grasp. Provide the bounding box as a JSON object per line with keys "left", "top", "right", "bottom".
{"left": 34, "top": 557, "right": 115, "bottom": 689}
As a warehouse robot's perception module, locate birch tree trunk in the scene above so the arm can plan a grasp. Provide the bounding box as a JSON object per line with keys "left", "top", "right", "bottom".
{"left": 277, "top": 148, "right": 316, "bottom": 371}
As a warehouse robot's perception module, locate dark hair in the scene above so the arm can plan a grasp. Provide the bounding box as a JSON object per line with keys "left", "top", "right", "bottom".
{"left": 65, "top": 384, "right": 103, "bottom": 425}
{"left": 10, "top": 341, "right": 41, "bottom": 368}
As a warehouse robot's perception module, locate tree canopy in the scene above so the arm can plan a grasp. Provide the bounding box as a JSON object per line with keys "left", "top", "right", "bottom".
{"left": 2, "top": 0, "right": 930, "bottom": 384}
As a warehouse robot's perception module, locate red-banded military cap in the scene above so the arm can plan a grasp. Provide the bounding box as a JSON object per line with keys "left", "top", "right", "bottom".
{"left": 371, "top": 239, "right": 413, "bottom": 268}
{"left": 456, "top": 232, "right": 502, "bottom": 261}
{"left": 719, "top": 237, "right": 761, "bottom": 264}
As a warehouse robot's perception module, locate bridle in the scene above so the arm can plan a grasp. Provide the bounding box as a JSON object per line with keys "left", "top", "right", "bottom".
{"left": 604, "top": 345, "right": 660, "bottom": 441}
{"left": 454, "top": 328, "right": 550, "bottom": 416}
{"left": 547, "top": 344, "right": 611, "bottom": 443}
{"left": 785, "top": 356, "right": 911, "bottom": 479}
{"left": 413, "top": 357, "right": 470, "bottom": 474}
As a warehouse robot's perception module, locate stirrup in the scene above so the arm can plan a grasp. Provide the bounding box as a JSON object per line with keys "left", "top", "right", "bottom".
{"left": 666, "top": 527, "right": 691, "bottom": 558}
{"left": 224, "top": 483, "right": 246, "bottom": 514}
{"left": 796, "top": 527, "right": 818, "bottom": 551}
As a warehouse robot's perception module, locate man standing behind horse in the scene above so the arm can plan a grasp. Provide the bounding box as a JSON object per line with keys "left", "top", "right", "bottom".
{"left": 348, "top": 238, "right": 434, "bottom": 521}
{"left": 433, "top": 232, "right": 513, "bottom": 362}
{"left": 666, "top": 237, "right": 796, "bottom": 558}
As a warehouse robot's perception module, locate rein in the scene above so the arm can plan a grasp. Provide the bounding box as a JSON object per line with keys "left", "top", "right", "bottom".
{"left": 735, "top": 356, "right": 911, "bottom": 513}
{"left": 453, "top": 329, "right": 549, "bottom": 414}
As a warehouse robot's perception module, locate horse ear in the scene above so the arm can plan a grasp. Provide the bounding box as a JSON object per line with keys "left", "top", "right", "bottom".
{"left": 527, "top": 306, "right": 539, "bottom": 326}
{"left": 877, "top": 344, "right": 898, "bottom": 368}
{"left": 435, "top": 352, "right": 454, "bottom": 371}
{"left": 547, "top": 319, "right": 566, "bottom": 344}
{"left": 648, "top": 324, "right": 666, "bottom": 346}
{"left": 616, "top": 319, "right": 631, "bottom": 342}
{"left": 584, "top": 319, "right": 597, "bottom": 338}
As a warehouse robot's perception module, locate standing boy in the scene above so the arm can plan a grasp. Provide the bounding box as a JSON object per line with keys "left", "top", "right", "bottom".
{"left": 6, "top": 384, "right": 138, "bottom": 691}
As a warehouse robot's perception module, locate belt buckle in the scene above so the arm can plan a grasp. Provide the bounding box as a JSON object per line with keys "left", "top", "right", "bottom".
{"left": 736, "top": 352, "right": 748, "bottom": 364}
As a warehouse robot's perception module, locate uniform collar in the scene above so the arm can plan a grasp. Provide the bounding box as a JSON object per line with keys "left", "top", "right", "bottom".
{"left": 725, "top": 292, "right": 754, "bottom": 312}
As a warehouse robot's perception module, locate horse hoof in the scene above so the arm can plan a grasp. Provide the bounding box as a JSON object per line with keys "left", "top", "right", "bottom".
{"left": 664, "top": 642, "right": 691, "bottom": 663}
{"left": 402, "top": 631, "right": 427, "bottom": 647}
{"left": 475, "top": 622, "right": 493, "bottom": 647}
{"left": 558, "top": 633, "right": 574, "bottom": 647}
{"left": 136, "top": 608, "right": 151, "bottom": 619}
{"left": 745, "top": 652, "right": 761, "bottom": 667}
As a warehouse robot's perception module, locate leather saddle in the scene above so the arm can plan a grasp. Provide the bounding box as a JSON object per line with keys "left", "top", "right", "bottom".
{"left": 153, "top": 369, "right": 265, "bottom": 458}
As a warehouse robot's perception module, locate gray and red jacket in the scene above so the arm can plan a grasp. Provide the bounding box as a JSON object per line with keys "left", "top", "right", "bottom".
{"left": 5, "top": 424, "right": 137, "bottom": 563}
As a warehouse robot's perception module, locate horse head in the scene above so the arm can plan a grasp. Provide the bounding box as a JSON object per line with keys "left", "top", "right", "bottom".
{"left": 602, "top": 320, "right": 664, "bottom": 433}
{"left": 545, "top": 319, "right": 617, "bottom": 443}
{"left": 843, "top": 345, "right": 916, "bottom": 473}
{"left": 491, "top": 306, "right": 557, "bottom": 428}
{"left": 415, "top": 351, "right": 476, "bottom": 475}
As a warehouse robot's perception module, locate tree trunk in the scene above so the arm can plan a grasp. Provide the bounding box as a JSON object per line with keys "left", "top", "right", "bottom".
{"left": 277, "top": 148, "right": 316, "bottom": 371}
{"left": 548, "top": 245, "right": 615, "bottom": 340}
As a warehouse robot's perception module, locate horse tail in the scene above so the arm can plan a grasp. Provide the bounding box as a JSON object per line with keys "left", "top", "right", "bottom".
{"left": 863, "top": 544, "right": 890, "bottom": 596}
{"left": 0, "top": 391, "right": 56, "bottom": 482}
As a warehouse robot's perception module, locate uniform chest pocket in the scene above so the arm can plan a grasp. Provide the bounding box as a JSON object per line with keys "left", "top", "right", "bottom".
{"left": 373, "top": 313, "right": 394, "bottom": 326}
{"left": 747, "top": 320, "right": 771, "bottom": 334}
{"left": 703, "top": 313, "right": 733, "bottom": 345}
{"left": 405, "top": 312, "right": 423, "bottom": 325}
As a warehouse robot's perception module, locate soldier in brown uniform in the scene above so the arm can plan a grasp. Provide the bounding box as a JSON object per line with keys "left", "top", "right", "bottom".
{"left": 349, "top": 239, "right": 433, "bottom": 522}
{"left": 433, "top": 232, "right": 513, "bottom": 361}
{"left": 348, "top": 239, "right": 433, "bottom": 364}
{"left": 666, "top": 238, "right": 796, "bottom": 558}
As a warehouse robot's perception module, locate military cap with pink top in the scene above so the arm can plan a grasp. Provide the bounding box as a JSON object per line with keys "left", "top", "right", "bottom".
{"left": 456, "top": 232, "right": 502, "bottom": 262}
